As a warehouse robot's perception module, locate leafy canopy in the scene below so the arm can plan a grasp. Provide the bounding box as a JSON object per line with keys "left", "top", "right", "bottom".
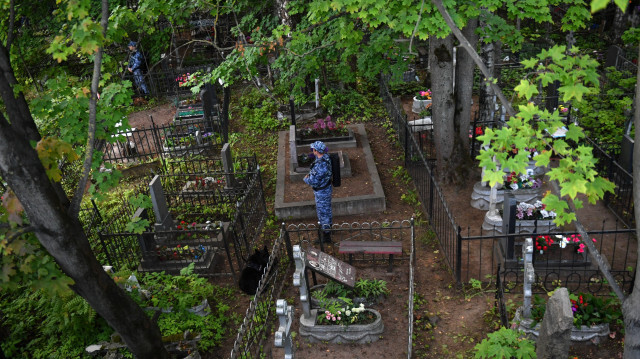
{"left": 477, "top": 45, "right": 614, "bottom": 226}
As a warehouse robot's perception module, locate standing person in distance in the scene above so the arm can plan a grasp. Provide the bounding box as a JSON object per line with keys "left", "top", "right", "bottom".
{"left": 304, "top": 141, "right": 333, "bottom": 244}
{"left": 127, "top": 41, "right": 149, "bottom": 96}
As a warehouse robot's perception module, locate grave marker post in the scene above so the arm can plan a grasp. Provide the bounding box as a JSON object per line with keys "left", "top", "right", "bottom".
{"left": 522, "top": 237, "right": 534, "bottom": 318}
{"left": 274, "top": 299, "right": 294, "bottom": 359}
{"left": 292, "top": 245, "right": 311, "bottom": 318}
{"left": 221, "top": 143, "right": 238, "bottom": 189}
{"left": 149, "top": 175, "right": 173, "bottom": 237}
{"left": 502, "top": 193, "right": 517, "bottom": 259}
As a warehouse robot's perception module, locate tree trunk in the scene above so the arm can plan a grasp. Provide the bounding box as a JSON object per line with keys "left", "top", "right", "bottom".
{"left": 478, "top": 40, "right": 495, "bottom": 124}
{"left": 624, "top": 41, "right": 640, "bottom": 359}
{"left": 429, "top": 34, "right": 456, "bottom": 182}
{"left": 452, "top": 20, "right": 478, "bottom": 183}
{"left": 0, "top": 44, "right": 169, "bottom": 359}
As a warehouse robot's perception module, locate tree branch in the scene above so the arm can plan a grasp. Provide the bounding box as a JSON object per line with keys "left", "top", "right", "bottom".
{"left": 431, "top": 0, "right": 516, "bottom": 117}
{"left": 408, "top": 0, "right": 425, "bottom": 56}
{"left": 68, "top": 0, "right": 109, "bottom": 217}
{"left": 6, "top": 0, "right": 15, "bottom": 50}
{"left": 550, "top": 180, "right": 626, "bottom": 301}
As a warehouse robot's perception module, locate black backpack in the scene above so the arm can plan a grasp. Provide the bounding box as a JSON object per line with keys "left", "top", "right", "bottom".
{"left": 329, "top": 153, "right": 341, "bottom": 187}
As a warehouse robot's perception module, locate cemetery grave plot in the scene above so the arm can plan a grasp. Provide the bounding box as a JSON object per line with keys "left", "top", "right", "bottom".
{"left": 282, "top": 131, "right": 374, "bottom": 203}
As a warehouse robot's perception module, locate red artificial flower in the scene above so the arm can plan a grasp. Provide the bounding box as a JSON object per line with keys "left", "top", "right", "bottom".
{"left": 475, "top": 127, "right": 483, "bottom": 135}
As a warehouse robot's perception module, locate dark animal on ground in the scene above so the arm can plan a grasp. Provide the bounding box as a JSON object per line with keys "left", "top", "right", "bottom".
{"left": 238, "top": 246, "right": 270, "bottom": 295}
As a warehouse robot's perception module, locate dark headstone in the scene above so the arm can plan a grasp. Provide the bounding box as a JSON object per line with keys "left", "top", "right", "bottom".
{"left": 536, "top": 288, "right": 573, "bottom": 359}
{"left": 149, "top": 175, "right": 173, "bottom": 232}
{"left": 620, "top": 134, "right": 634, "bottom": 173}
{"left": 502, "top": 193, "right": 517, "bottom": 259}
{"left": 305, "top": 247, "right": 356, "bottom": 288}
{"left": 221, "top": 143, "right": 237, "bottom": 189}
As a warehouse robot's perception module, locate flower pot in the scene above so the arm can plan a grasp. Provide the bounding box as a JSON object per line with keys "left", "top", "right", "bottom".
{"left": 299, "top": 308, "right": 384, "bottom": 344}
{"left": 514, "top": 307, "right": 610, "bottom": 343}
{"left": 412, "top": 97, "right": 432, "bottom": 114}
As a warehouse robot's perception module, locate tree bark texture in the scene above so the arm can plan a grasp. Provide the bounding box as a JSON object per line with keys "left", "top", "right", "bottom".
{"left": 429, "top": 34, "right": 455, "bottom": 182}
{"left": 625, "top": 41, "right": 640, "bottom": 359}
{"left": 451, "top": 20, "right": 478, "bottom": 182}
{"left": 0, "top": 51, "right": 169, "bottom": 359}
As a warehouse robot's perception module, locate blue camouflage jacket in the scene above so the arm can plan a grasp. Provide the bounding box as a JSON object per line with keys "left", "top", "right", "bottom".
{"left": 129, "top": 51, "right": 145, "bottom": 72}
{"left": 303, "top": 154, "right": 332, "bottom": 191}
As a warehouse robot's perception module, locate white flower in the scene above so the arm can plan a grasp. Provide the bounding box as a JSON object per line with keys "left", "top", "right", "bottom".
{"left": 559, "top": 238, "right": 568, "bottom": 248}
{"left": 549, "top": 211, "right": 556, "bottom": 218}
{"left": 540, "top": 209, "right": 549, "bottom": 218}
{"left": 510, "top": 183, "right": 519, "bottom": 190}
{"left": 526, "top": 168, "right": 534, "bottom": 177}
{"left": 346, "top": 310, "right": 351, "bottom": 316}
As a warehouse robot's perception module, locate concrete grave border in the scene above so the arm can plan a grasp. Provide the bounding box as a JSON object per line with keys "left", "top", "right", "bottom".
{"left": 274, "top": 123, "right": 385, "bottom": 219}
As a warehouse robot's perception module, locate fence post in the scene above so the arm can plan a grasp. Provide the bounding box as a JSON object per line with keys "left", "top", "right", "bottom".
{"left": 222, "top": 86, "right": 231, "bottom": 143}
{"left": 604, "top": 155, "right": 615, "bottom": 205}
{"left": 91, "top": 199, "right": 103, "bottom": 223}
{"left": 428, "top": 172, "right": 434, "bottom": 222}
{"left": 455, "top": 226, "right": 462, "bottom": 286}
{"left": 470, "top": 115, "right": 478, "bottom": 158}
{"left": 282, "top": 223, "right": 293, "bottom": 262}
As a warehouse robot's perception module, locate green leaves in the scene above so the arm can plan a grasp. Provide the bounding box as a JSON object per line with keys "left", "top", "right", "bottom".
{"left": 474, "top": 327, "right": 536, "bottom": 359}
{"left": 478, "top": 44, "right": 614, "bottom": 226}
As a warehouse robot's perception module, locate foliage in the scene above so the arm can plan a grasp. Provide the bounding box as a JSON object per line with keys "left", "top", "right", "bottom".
{"left": 0, "top": 196, "right": 73, "bottom": 294}
{"left": 473, "top": 327, "right": 536, "bottom": 359}
{"left": 312, "top": 278, "right": 390, "bottom": 302}
{"left": 477, "top": 45, "right": 615, "bottom": 226}
{"left": 0, "top": 287, "right": 112, "bottom": 358}
{"left": 321, "top": 88, "right": 381, "bottom": 122}
{"left": 239, "top": 94, "right": 286, "bottom": 134}
{"left": 531, "top": 291, "right": 622, "bottom": 329}
{"left": 112, "top": 266, "right": 233, "bottom": 351}
{"left": 574, "top": 67, "right": 635, "bottom": 155}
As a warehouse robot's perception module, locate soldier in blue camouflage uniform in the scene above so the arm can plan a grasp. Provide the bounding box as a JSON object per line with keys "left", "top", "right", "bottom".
{"left": 127, "top": 41, "right": 149, "bottom": 96}
{"left": 303, "top": 141, "right": 333, "bottom": 244}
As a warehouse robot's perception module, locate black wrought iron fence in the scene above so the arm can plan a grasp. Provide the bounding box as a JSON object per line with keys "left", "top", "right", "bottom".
{"left": 102, "top": 116, "right": 227, "bottom": 166}
{"left": 229, "top": 229, "right": 293, "bottom": 359}
{"left": 584, "top": 136, "right": 634, "bottom": 227}
{"left": 379, "top": 72, "right": 638, "bottom": 292}
{"left": 95, "top": 193, "right": 147, "bottom": 272}
{"left": 93, "top": 162, "right": 266, "bottom": 276}
{"left": 274, "top": 220, "right": 415, "bottom": 359}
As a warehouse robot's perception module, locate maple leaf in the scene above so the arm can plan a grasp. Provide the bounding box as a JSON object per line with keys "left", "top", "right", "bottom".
{"left": 2, "top": 190, "right": 23, "bottom": 225}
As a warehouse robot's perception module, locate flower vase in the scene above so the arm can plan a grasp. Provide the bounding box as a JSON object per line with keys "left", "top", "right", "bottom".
{"left": 299, "top": 308, "right": 384, "bottom": 344}
{"left": 412, "top": 97, "right": 432, "bottom": 114}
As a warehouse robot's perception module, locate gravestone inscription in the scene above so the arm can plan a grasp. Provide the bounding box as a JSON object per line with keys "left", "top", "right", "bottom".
{"left": 305, "top": 247, "right": 356, "bottom": 288}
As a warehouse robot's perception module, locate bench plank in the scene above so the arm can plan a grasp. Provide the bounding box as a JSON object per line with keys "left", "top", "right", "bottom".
{"left": 338, "top": 241, "right": 402, "bottom": 272}
{"left": 339, "top": 241, "right": 402, "bottom": 255}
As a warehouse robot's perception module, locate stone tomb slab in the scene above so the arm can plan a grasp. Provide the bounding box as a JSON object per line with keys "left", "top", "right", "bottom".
{"left": 274, "top": 123, "right": 385, "bottom": 219}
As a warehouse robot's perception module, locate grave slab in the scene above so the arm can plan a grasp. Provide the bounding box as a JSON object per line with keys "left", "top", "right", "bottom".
{"left": 274, "top": 124, "right": 385, "bottom": 219}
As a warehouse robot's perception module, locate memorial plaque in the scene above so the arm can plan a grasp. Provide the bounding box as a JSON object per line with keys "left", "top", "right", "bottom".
{"left": 305, "top": 247, "right": 356, "bottom": 288}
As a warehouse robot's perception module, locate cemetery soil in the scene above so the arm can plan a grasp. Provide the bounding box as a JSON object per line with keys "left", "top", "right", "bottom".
{"left": 127, "top": 102, "right": 625, "bottom": 359}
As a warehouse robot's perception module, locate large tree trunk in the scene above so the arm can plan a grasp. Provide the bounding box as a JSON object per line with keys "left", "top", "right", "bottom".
{"left": 451, "top": 20, "right": 478, "bottom": 183}
{"left": 429, "top": 34, "right": 456, "bottom": 182}
{"left": 624, "top": 41, "right": 640, "bottom": 359}
{"left": 0, "top": 47, "right": 169, "bottom": 359}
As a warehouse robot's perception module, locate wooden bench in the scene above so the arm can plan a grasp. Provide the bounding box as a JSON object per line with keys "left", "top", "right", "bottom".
{"left": 338, "top": 241, "right": 402, "bottom": 272}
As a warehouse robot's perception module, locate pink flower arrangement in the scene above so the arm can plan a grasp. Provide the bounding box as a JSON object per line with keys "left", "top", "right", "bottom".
{"left": 416, "top": 89, "right": 432, "bottom": 100}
